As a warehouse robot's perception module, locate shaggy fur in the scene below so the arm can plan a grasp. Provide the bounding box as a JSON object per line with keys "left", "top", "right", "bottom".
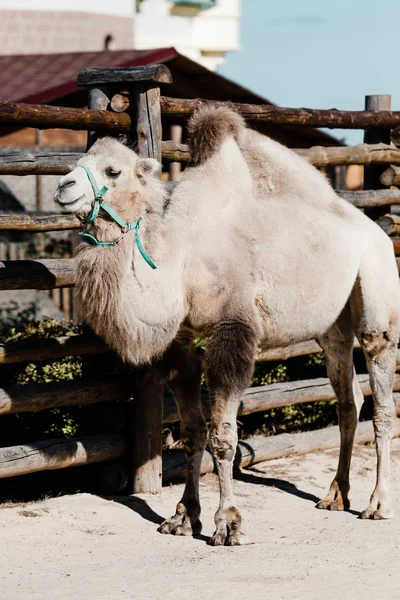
{"left": 54, "top": 104, "right": 400, "bottom": 545}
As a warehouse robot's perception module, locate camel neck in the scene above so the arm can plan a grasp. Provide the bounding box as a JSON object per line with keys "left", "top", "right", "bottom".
{"left": 75, "top": 211, "right": 185, "bottom": 365}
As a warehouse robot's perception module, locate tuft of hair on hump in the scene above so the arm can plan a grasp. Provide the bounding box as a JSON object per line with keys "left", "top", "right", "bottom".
{"left": 187, "top": 103, "right": 246, "bottom": 166}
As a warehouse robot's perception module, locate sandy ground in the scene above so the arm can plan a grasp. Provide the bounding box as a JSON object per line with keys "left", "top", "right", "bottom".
{"left": 1, "top": 441, "right": 400, "bottom": 600}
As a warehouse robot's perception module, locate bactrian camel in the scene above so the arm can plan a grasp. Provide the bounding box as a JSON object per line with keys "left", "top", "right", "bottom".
{"left": 54, "top": 105, "right": 400, "bottom": 546}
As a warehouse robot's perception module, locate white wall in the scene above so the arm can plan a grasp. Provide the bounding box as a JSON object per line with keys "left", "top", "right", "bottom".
{"left": 134, "top": 0, "right": 241, "bottom": 70}
{"left": 0, "top": 0, "right": 133, "bottom": 16}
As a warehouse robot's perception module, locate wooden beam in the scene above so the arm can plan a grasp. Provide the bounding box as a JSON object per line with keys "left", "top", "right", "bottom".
{"left": 163, "top": 419, "right": 400, "bottom": 483}
{"left": 163, "top": 371, "right": 400, "bottom": 424}
{"left": 77, "top": 65, "right": 173, "bottom": 87}
{"left": 296, "top": 143, "right": 400, "bottom": 167}
{"left": 160, "top": 96, "right": 400, "bottom": 129}
{"left": 0, "top": 334, "right": 109, "bottom": 365}
{"left": 376, "top": 214, "right": 400, "bottom": 236}
{"left": 337, "top": 189, "right": 400, "bottom": 208}
{"left": 1, "top": 143, "right": 400, "bottom": 176}
{"left": 0, "top": 148, "right": 82, "bottom": 175}
{"left": 0, "top": 433, "right": 126, "bottom": 479}
{"left": 0, "top": 213, "right": 80, "bottom": 232}
{"left": 380, "top": 164, "right": 400, "bottom": 186}
{"left": 0, "top": 259, "right": 74, "bottom": 290}
{"left": 0, "top": 377, "right": 130, "bottom": 415}
{"left": 0, "top": 101, "right": 131, "bottom": 132}
{"left": 363, "top": 95, "right": 392, "bottom": 221}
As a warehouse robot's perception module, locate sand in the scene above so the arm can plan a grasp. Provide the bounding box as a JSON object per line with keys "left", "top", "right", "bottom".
{"left": 1, "top": 440, "right": 400, "bottom": 600}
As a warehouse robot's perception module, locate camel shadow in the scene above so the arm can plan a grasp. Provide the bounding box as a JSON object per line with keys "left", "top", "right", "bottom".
{"left": 233, "top": 468, "right": 360, "bottom": 517}
{"left": 107, "top": 495, "right": 209, "bottom": 542}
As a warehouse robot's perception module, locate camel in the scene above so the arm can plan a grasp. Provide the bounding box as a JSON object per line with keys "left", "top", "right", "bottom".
{"left": 54, "top": 105, "right": 400, "bottom": 546}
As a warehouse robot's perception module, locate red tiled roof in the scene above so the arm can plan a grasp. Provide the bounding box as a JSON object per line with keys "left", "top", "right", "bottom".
{"left": 0, "top": 48, "right": 178, "bottom": 103}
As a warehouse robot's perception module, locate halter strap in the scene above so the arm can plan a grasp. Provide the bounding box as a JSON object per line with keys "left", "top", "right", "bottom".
{"left": 77, "top": 165, "right": 157, "bottom": 270}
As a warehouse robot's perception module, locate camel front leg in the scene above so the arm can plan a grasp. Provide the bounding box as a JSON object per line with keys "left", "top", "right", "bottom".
{"left": 158, "top": 341, "right": 207, "bottom": 536}
{"left": 205, "top": 319, "right": 257, "bottom": 546}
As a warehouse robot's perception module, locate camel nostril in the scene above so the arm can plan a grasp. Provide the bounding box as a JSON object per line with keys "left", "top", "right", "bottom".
{"left": 59, "top": 179, "right": 76, "bottom": 190}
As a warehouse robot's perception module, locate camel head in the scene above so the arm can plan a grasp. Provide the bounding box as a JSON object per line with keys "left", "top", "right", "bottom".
{"left": 54, "top": 137, "right": 160, "bottom": 224}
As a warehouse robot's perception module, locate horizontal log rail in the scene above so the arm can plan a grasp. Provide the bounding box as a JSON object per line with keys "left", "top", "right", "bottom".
{"left": 3, "top": 362, "right": 400, "bottom": 419}
{"left": 0, "top": 334, "right": 323, "bottom": 366}
{"left": 0, "top": 259, "right": 74, "bottom": 290}
{"left": 162, "top": 141, "right": 400, "bottom": 168}
{"left": 160, "top": 96, "right": 400, "bottom": 129}
{"left": 0, "top": 148, "right": 83, "bottom": 176}
{"left": 0, "top": 213, "right": 80, "bottom": 232}
{"left": 0, "top": 334, "right": 109, "bottom": 365}
{"left": 1, "top": 191, "right": 400, "bottom": 237}
{"left": 336, "top": 189, "right": 400, "bottom": 209}
{"left": 0, "top": 432, "right": 126, "bottom": 479}
{"left": 0, "top": 98, "right": 399, "bottom": 135}
{"left": 164, "top": 371, "right": 400, "bottom": 424}
{"left": 0, "top": 252, "right": 399, "bottom": 292}
{"left": 1, "top": 142, "right": 400, "bottom": 177}
{"left": 163, "top": 418, "right": 400, "bottom": 483}
{"left": 0, "top": 376, "right": 131, "bottom": 415}
{"left": 0, "top": 101, "right": 131, "bottom": 132}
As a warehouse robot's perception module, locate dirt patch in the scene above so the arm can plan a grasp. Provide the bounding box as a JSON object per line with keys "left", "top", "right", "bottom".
{"left": 1, "top": 441, "right": 400, "bottom": 600}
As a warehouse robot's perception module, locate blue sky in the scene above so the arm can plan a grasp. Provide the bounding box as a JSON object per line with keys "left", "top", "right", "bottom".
{"left": 219, "top": 0, "right": 399, "bottom": 145}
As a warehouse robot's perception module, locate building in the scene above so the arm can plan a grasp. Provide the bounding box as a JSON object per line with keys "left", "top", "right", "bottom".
{"left": 0, "top": 0, "right": 240, "bottom": 71}
{"left": 134, "top": 0, "right": 240, "bottom": 70}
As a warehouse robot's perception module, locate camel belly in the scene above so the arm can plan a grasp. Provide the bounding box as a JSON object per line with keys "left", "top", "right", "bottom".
{"left": 255, "top": 242, "right": 361, "bottom": 347}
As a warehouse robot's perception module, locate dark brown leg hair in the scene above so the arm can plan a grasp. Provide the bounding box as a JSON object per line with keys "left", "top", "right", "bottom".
{"left": 205, "top": 319, "right": 257, "bottom": 546}
{"left": 158, "top": 336, "right": 207, "bottom": 536}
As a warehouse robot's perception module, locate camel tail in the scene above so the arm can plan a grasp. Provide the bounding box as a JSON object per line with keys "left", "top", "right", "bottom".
{"left": 187, "top": 103, "right": 246, "bottom": 166}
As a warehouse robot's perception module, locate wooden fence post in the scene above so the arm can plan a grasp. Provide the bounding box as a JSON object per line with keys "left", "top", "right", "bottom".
{"left": 77, "top": 65, "right": 173, "bottom": 494}
{"left": 363, "top": 94, "right": 392, "bottom": 221}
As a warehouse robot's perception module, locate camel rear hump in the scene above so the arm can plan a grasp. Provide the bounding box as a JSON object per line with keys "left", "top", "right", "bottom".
{"left": 187, "top": 104, "right": 246, "bottom": 166}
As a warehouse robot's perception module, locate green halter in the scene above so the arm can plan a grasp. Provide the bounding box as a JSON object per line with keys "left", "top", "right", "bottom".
{"left": 78, "top": 165, "right": 157, "bottom": 270}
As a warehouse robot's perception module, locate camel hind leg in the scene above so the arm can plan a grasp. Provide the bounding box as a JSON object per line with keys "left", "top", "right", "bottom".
{"left": 350, "top": 254, "right": 400, "bottom": 519}
{"left": 357, "top": 329, "right": 398, "bottom": 519}
{"left": 316, "top": 304, "right": 364, "bottom": 512}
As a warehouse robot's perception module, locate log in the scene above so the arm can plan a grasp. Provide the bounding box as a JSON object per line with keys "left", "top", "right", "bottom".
{"left": 110, "top": 93, "right": 130, "bottom": 113}
{"left": 0, "top": 101, "right": 131, "bottom": 132}
{"left": 163, "top": 371, "right": 400, "bottom": 424}
{"left": 0, "top": 433, "right": 126, "bottom": 479}
{"left": 160, "top": 96, "right": 400, "bottom": 129}
{"left": 77, "top": 65, "right": 173, "bottom": 87}
{"left": 0, "top": 259, "right": 75, "bottom": 290}
{"left": 130, "top": 366, "right": 165, "bottom": 494}
{"left": 161, "top": 141, "right": 400, "bottom": 168}
{"left": 0, "top": 334, "right": 109, "bottom": 365}
{"left": 380, "top": 164, "right": 400, "bottom": 186}
{"left": 337, "top": 189, "right": 400, "bottom": 208}
{"left": 392, "top": 237, "right": 400, "bottom": 255}
{"left": 390, "top": 127, "right": 400, "bottom": 147}
{"left": 0, "top": 376, "right": 130, "bottom": 415}
{"left": 127, "top": 71, "right": 165, "bottom": 494}
{"left": 0, "top": 213, "right": 80, "bottom": 231}
{"left": 1, "top": 143, "right": 400, "bottom": 177}
{"left": 363, "top": 95, "right": 392, "bottom": 221}
{"left": 162, "top": 418, "right": 400, "bottom": 483}
{"left": 376, "top": 214, "right": 400, "bottom": 236}
{"left": 0, "top": 148, "right": 81, "bottom": 175}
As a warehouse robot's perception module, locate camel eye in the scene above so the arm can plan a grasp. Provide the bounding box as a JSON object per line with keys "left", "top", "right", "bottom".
{"left": 105, "top": 168, "right": 121, "bottom": 179}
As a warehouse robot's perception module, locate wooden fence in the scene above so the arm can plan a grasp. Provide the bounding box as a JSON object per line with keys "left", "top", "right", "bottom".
{"left": 1, "top": 66, "right": 400, "bottom": 495}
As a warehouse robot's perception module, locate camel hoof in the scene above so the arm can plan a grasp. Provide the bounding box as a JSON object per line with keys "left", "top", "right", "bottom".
{"left": 207, "top": 527, "right": 250, "bottom": 546}
{"left": 359, "top": 508, "right": 394, "bottom": 520}
{"left": 157, "top": 516, "right": 201, "bottom": 536}
{"left": 316, "top": 498, "right": 349, "bottom": 512}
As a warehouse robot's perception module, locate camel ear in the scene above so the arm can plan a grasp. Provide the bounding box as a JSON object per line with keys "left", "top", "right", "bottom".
{"left": 136, "top": 158, "right": 161, "bottom": 177}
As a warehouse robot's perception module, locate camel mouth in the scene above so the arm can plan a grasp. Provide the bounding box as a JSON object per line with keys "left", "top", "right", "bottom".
{"left": 55, "top": 194, "right": 85, "bottom": 212}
